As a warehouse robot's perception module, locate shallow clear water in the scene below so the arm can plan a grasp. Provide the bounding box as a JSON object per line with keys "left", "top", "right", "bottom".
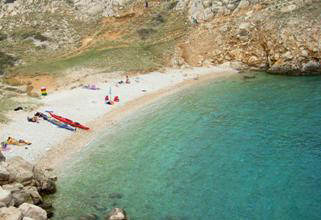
{"left": 50, "top": 73, "right": 321, "bottom": 220}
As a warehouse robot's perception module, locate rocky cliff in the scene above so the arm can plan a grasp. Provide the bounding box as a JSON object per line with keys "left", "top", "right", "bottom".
{"left": 0, "top": 0, "right": 320, "bottom": 76}
{"left": 173, "top": 0, "right": 321, "bottom": 75}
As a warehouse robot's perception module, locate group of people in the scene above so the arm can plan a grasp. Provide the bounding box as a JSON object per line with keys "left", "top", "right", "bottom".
{"left": 2, "top": 76, "right": 133, "bottom": 151}
{"left": 116, "top": 75, "right": 131, "bottom": 86}
{"left": 27, "top": 112, "right": 49, "bottom": 123}
{"left": 1, "top": 112, "right": 48, "bottom": 150}
{"left": 106, "top": 76, "right": 131, "bottom": 104}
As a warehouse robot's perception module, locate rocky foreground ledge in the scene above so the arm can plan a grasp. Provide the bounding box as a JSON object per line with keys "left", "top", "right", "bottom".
{"left": 0, "top": 151, "right": 56, "bottom": 220}
{"left": 0, "top": 152, "right": 128, "bottom": 220}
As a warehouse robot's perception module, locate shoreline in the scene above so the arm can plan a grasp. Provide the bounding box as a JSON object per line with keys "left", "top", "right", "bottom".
{"left": 0, "top": 66, "right": 237, "bottom": 172}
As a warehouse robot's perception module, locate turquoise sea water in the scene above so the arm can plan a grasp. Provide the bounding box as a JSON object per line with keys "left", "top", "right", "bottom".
{"left": 50, "top": 73, "right": 321, "bottom": 220}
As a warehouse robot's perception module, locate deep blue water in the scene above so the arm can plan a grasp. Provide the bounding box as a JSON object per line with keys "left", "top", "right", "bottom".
{"left": 50, "top": 73, "right": 321, "bottom": 220}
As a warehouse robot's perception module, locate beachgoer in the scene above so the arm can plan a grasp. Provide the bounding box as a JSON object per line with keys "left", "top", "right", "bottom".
{"left": 105, "top": 95, "right": 109, "bottom": 104}
{"left": 27, "top": 115, "right": 39, "bottom": 123}
{"left": 14, "top": 106, "right": 23, "bottom": 111}
{"left": 107, "top": 100, "right": 114, "bottom": 105}
{"left": 35, "top": 112, "right": 48, "bottom": 120}
{"left": 126, "top": 75, "right": 130, "bottom": 84}
{"left": 1, "top": 141, "right": 8, "bottom": 149}
{"left": 7, "top": 137, "right": 31, "bottom": 146}
{"left": 145, "top": 1, "right": 148, "bottom": 8}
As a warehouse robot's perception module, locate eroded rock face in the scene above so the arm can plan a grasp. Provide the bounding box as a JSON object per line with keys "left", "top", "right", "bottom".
{"left": 0, "top": 0, "right": 130, "bottom": 20}
{"left": 0, "top": 0, "right": 320, "bottom": 76}
{"left": 174, "top": 0, "right": 321, "bottom": 75}
{"left": 0, "top": 186, "right": 13, "bottom": 206}
{"left": 33, "top": 167, "right": 56, "bottom": 194}
{"left": 18, "top": 203, "right": 47, "bottom": 220}
{"left": 22, "top": 217, "right": 34, "bottom": 220}
{"left": 6, "top": 157, "right": 34, "bottom": 186}
{"left": 0, "top": 206, "right": 23, "bottom": 220}
{"left": 73, "top": 0, "right": 131, "bottom": 19}
{"left": 0, "top": 164, "right": 10, "bottom": 185}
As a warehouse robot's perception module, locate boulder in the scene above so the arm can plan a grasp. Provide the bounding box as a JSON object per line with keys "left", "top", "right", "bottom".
{"left": 0, "top": 186, "right": 13, "bottom": 206}
{"left": 0, "top": 206, "right": 23, "bottom": 220}
{"left": 24, "top": 186, "right": 42, "bottom": 205}
{"left": 2, "top": 183, "right": 24, "bottom": 192}
{"left": 12, "top": 190, "right": 31, "bottom": 207}
{"left": 0, "top": 163, "right": 10, "bottom": 184}
{"left": 23, "top": 217, "right": 35, "bottom": 220}
{"left": 33, "top": 167, "right": 56, "bottom": 194}
{"left": 2, "top": 183, "right": 30, "bottom": 206}
{"left": 18, "top": 203, "right": 47, "bottom": 220}
{"left": 0, "top": 202, "right": 6, "bottom": 208}
{"left": 302, "top": 60, "right": 321, "bottom": 74}
{"left": 105, "top": 208, "right": 127, "bottom": 220}
{"left": 6, "top": 157, "right": 34, "bottom": 185}
{"left": 0, "top": 151, "right": 5, "bottom": 162}
{"left": 235, "top": 0, "right": 250, "bottom": 11}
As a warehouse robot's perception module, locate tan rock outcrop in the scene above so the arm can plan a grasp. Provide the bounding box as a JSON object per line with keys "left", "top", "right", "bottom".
{"left": 18, "top": 203, "right": 47, "bottom": 220}
{"left": 0, "top": 206, "right": 23, "bottom": 220}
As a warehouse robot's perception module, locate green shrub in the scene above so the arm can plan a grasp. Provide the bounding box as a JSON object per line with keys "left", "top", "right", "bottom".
{"left": 0, "top": 52, "right": 17, "bottom": 70}
{"left": 0, "top": 33, "right": 7, "bottom": 41}
{"left": 21, "top": 31, "right": 49, "bottom": 42}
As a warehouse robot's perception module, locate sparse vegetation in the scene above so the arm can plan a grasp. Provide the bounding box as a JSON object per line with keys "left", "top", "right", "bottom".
{"left": 0, "top": 51, "right": 17, "bottom": 70}
{"left": 0, "top": 97, "right": 16, "bottom": 123}
{"left": 0, "top": 33, "right": 7, "bottom": 41}
{"left": 20, "top": 31, "right": 49, "bottom": 42}
{"left": 8, "top": 1, "right": 189, "bottom": 76}
{"left": 137, "top": 28, "right": 156, "bottom": 40}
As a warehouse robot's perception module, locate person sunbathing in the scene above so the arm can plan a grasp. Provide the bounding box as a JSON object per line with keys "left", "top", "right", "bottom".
{"left": 7, "top": 137, "right": 31, "bottom": 146}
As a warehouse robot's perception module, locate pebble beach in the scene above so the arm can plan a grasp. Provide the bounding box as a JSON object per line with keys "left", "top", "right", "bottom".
{"left": 0, "top": 66, "right": 237, "bottom": 170}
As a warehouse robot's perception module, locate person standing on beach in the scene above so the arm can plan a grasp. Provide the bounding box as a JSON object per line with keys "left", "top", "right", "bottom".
{"left": 145, "top": 1, "right": 148, "bottom": 8}
{"left": 126, "top": 75, "right": 131, "bottom": 84}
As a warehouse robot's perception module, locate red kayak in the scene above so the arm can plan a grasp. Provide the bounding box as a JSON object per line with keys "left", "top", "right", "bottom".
{"left": 47, "top": 112, "right": 90, "bottom": 130}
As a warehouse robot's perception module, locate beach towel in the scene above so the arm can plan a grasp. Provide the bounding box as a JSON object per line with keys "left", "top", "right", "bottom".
{"left": 84, "top": 84, "right": 100, "bottom": 90}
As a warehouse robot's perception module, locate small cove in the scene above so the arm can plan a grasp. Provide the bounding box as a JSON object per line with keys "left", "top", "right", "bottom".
{"left": 49, "top": 73, "right": 321, "bottom": 220}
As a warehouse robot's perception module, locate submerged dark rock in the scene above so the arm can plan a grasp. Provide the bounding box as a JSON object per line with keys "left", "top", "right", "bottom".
{"left": 108, "top": 192, "right": 123, "bottom": 199}
{"left": 63, "top": 216, "right": 78, "bottom": 220}
{"left": 79, "top": 213, "right": 98, "bottom": 220}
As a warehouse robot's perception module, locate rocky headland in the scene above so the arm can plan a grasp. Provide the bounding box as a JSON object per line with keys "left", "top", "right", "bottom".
{"left": 173, "top": 0, "right": 321, "bottom": 75}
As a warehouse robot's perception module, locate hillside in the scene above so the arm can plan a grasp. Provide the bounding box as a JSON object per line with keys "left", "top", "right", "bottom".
{"left": 0, "top": 0, "right": 320, "bottom": 121}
